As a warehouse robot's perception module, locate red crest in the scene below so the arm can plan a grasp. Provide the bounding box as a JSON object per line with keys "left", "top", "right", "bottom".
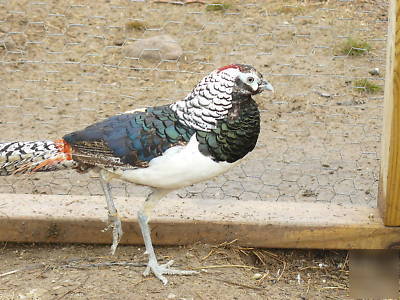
{"left": 217, "top": 64, "right": 241, "bottom": 73}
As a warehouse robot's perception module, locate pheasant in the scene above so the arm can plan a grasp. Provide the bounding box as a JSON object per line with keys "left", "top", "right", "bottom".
{"left": 0, "top": 64, "right": 273, "bottom": 284}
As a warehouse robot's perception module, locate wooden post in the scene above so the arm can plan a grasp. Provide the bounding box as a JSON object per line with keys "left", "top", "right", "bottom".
{"left": 1, "top": 194, "right": 400, "bottom": 249}
{"left": 379, "top": 0, "right": 400, "bottom": 225}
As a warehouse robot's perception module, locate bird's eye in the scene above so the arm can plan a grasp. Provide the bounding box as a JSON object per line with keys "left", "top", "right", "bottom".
{"left": 248, "top": 77, "right": 254, "bottom": 83}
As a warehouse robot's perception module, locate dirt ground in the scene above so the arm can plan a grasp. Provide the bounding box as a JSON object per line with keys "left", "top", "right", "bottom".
{"left": 0, "top": 243, "right": 349, "bottom": 299}
{"left": 0, "top": 0, "right": 390, "bottom": 299}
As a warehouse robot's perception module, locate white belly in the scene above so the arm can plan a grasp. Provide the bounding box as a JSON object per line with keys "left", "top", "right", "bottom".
{"left": 108, "top": 135, "right": 238, "bottom": 190}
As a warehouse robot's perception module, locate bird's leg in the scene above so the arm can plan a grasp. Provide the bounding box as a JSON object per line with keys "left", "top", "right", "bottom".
{"left": 138, "top": 189, "right": 198, "bottom": 285}
{"left": 99, "top": 170, "right": 123, "bottom": 255}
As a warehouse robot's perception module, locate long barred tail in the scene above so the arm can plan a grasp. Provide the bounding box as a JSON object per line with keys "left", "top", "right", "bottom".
{"left": 0, "top": 139, "right": 77, "bottom": 176}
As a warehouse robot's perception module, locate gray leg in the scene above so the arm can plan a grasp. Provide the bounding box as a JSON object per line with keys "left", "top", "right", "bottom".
{"left": 138, "top": 189, "right": 198, "bottom": 285}
{"left": 99, "top": 170, "right": 123, "bottom": 255}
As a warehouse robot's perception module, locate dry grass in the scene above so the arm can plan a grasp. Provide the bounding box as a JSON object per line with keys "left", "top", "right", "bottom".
{"left": 275, "top": 5, "right": 305, "bottom": 15}
{"left": 125, "top": 20, "right": 146, "bottom": 31}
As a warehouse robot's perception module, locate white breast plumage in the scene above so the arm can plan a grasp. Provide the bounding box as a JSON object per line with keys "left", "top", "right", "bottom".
{"left": 110, "top": 135, "right": 239, "bottom": 190}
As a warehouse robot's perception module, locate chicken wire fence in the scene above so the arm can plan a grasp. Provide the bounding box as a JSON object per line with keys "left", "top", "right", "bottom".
{"left": 0, "top": 0, "right": 387, "bottom": 207}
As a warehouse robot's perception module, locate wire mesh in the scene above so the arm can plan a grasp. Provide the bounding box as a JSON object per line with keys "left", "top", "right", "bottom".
{"left": 0, "top": 0, "right": 388, "bottom": 207}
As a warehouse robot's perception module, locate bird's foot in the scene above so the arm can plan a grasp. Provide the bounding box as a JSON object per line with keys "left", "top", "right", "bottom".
{"left": 143, "top": 259, "right": 198, "bottom": 285}
{"left": 102, "top": 213, "right": 123, "bottom": 255}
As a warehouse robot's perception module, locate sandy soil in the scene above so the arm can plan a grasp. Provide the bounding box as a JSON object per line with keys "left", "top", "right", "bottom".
{"left": 0, "top": 0, "right": 389, "bottom": 299}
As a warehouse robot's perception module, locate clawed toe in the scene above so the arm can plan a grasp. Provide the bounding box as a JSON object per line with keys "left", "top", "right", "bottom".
{"left": 144, "top": 259, "right": 198, "bottom": 285}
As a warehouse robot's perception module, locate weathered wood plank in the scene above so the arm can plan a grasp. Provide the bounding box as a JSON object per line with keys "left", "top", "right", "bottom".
{"left": 379, "top": 0, "right": 400, "bottom": 225}
{"left": 0, "top": 194, "right": 399, "bottom": 249}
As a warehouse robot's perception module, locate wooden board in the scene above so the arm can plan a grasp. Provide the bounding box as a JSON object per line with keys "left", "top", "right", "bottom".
{"left": 379, "top": 0, "right": 400, "bottom": 225}
{"left": 1, "top": 194, "right": 400, "bottom": 249}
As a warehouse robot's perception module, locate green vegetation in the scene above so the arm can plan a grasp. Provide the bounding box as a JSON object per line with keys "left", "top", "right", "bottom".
{"left": 338, "top": 38, "right": 371, "bottom": 56}
{"left": 353, "top": 79, "right": 382, "bottom": 94}
{"left": 206, "top": 3, "right": 231, "bottom": 12}
{"left": 125, "top": 20, "right": 146, "bottom": 31}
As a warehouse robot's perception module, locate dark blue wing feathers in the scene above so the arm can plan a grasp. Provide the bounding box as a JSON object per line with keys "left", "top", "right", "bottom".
{"left": 63, "top": 105, "right": 195, "bottom": 168}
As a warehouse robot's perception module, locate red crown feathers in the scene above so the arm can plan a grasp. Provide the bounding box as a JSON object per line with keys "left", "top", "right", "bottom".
{"left": 217, "top": 64, "right": 241, "bottom": 73}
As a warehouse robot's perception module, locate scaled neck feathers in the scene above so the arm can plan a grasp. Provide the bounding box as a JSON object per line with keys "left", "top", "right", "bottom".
{"left": 170, "top": 68, "right": 243, "bottom": 132}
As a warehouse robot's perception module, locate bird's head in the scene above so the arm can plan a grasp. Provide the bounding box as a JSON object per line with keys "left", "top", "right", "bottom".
{"left": 171, "top": 64, "right": 273, "bottom": 131}
{"left": 217, "top": 64, "right": 274, "bottom": 96}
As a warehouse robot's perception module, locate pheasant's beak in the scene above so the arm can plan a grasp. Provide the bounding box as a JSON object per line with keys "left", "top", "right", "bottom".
{"left": 259, "top": 80, "right": 274, "bottom": 93}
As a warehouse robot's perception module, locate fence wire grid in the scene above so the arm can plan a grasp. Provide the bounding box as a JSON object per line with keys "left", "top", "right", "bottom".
{"left": 0, "top": 0, "right": 388, "bottom": 207}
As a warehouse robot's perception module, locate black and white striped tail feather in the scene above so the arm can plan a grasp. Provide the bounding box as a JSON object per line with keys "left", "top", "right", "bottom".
{"left": 0, "top": 140, "right": 76, "bottom": 176}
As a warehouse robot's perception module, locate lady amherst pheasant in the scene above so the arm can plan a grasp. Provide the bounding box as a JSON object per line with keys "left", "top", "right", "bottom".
{"left": 0, "top": 64, "right": 273, "bottom": 284}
